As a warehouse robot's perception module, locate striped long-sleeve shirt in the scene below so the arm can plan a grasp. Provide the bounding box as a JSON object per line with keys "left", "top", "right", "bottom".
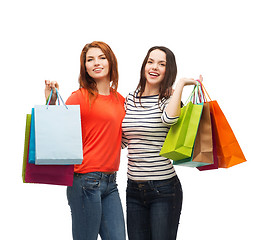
{"left": 122, "top": 92, "right": 179, "bottom": 181}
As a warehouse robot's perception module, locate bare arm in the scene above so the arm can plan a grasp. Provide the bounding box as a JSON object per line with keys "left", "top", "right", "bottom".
{"left": 165, "top": 75, "right": 202, "bottom": 118}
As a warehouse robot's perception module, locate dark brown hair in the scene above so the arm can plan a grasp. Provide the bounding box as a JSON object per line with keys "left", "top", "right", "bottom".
{"left": 135, "top": 46, "right": 177, "bottom": 104}
{"left": 79, "top": 41, "right": 118, "bottom": 104}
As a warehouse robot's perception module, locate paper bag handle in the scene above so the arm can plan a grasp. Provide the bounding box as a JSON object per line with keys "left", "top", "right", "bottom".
{"left": 185, "top": 81, "right": 205, "bottom": 105}
{"left": 46, "top": 88, "right": 68, "bottom": 109}
{"left": 196, "top": 80, "right": 212, "bottom": 102}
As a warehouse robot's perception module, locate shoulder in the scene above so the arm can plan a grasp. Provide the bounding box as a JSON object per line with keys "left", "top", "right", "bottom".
{"left": 158, "top": 95, "right": 171, "bottom": 112}
{"left": 66, "top": 88, "right": 88, "bottom": 105}
{"left": 110, "top": 90, "right": 125, "bottom": 107}
{"left": 116, "top": 91, "right": 125, "bottom": 102}
{"left": 125, "top": 91, "right": 136, "bottom": 101}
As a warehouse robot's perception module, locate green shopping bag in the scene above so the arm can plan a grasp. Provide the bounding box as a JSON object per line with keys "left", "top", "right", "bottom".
{"left": 173, "top": 102, "right": 213, "bottom": 167}
{"left": 160, "top": 85, "right": 203, "bottom": 161}
{"left": 22, "top": 114, "right": 31, "bottom": 183}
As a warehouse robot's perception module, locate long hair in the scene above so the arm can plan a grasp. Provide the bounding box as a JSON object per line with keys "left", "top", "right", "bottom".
{"left": 135, "top": 46, "right": 177, "bottom": 104}
{"left": 79, "top": 41, "right": 118, "bottom": 104}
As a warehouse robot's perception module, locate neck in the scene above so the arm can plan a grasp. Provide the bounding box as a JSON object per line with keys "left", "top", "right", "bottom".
{"left": 96, "top": 79, "right": 110, "bottom": 95}
{"left": 142, "top": 84, "right": 160, "bottom": 96}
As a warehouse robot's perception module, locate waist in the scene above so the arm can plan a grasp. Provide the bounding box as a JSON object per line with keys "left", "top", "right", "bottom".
{"left": 74, "top": 171, "right": 117, "bottom": 182}
{"left": 127, "top": 175, "right": 180, "bottom": 189}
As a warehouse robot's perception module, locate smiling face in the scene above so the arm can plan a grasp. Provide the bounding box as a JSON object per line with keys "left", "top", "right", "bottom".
{"left": 144, "top": 49, "right": 166, "bottom": 89}
{"left": 85, "top": 47, "right": 110, "bottom": 81}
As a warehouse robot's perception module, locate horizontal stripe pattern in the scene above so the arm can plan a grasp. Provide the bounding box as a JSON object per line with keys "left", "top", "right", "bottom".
{"left": 122, "top": 92, "right": 179, "bottom": 181}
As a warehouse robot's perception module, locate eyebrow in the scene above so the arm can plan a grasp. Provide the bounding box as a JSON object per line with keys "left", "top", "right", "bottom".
{"left": 86, "top": 54, "right": 106, "bottom": 59}
{"left": 148, "top": 57, "right": 166, "bottom": 63}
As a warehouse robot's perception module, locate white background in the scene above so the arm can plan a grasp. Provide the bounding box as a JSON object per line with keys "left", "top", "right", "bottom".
{"left": 1, "top": 0, "right": 257, "bottom": 239}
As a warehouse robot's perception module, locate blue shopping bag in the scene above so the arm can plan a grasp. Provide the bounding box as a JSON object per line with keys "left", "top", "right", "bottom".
{"left": 34, "top": 89, "right": 83, "bottom": 165}
{"left": 28, "top": 108, "right": 36, "bottom": 164}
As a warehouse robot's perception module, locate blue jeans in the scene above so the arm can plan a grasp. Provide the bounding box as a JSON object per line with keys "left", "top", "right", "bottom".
{"left": 67, "top": 172, "right": 126, "bottom": 240}
{"left": 126, "top": 176, "right": 183, "bottom": 240}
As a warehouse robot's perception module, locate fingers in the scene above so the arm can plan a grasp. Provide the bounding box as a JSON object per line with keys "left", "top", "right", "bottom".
{"left": 45, "top": 80, "right": 59, "bottom": 91}
{"left": 45, "top": 80, "right": 52, "bottom": 98}
{"left": 55, "top": 81, "right": 59, "bottom": 90}
{"left": 45, "top": 80, "right": 59, "bottom": 103}
{"left": 180, "top": 76, "right": 203, "bottom": 87}
{"left": 196, "top": 75, "right": 203, "bottom": 86}
{"left": 50, "top": 81, "right": 58, "bottom": 89}
{"left": 50, "top": 81, "right": 57, "bottom": 94}
{"left": 199, "top": 75, "right": 203, "bottom": 82}
{"left": 45, "top": 80, "right": 50, "bottom": 85}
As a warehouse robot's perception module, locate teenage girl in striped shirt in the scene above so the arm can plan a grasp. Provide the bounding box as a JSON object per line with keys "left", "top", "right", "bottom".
{"left": 122, "top": 46, "right": 201, "bottom": 240}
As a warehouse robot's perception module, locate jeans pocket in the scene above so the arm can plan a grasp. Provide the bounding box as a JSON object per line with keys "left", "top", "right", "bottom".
{"left": 155, "top": 177, "right": 180, "bottom": 197}
{"left": 83, "top": 179, "right": 100, "bottom": 189}
{"left": 81, "top": 173, "right": 101, "bottom": 190}
{"left": 155, "top": 184, "right": 175, "bottom": 197}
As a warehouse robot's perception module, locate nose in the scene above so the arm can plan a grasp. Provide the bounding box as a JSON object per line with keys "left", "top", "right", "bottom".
{"left": 152, "top": 63, "right": 158, "bottom": 70}
{"left": 94, "top": 59, "right": 100, "bottom": 66}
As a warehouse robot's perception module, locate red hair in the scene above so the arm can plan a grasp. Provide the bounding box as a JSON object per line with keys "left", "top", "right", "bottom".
{"left": 79, "top": 41, "right": 118, "bottom": 104}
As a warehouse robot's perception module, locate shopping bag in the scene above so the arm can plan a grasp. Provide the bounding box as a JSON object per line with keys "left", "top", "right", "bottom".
{"left": 192, "top": 102, "right": 214, "bottom": 165}
{"left": 197, "top": 113, "right": 219, "bottom": 171}
{"left": 22, "top": 114, "right": 74, "bottom": 186}
{"left": 34, "top": 89, "right": 83, "bottom": 165}
{"left": 200, "top": 83, "right": 246, "bottom": 168}
{"left": 160, "top": 85, "right": 203, "bottom": 160}
{"left": 28, "top": 108, "right": 35, "bottom": 164}
{"left": 22, "top": 114, "right": 31, "bottom": 182}
{"left": 173, "top": 102, "right": 213, "bottom": 167}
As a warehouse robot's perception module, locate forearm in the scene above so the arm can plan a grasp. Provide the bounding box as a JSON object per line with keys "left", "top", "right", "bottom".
{"left": 165, "top": 81, "right": 185, "bottom": 118}
{"left": 165, "top": 78, "right": 197, "bottom": 118}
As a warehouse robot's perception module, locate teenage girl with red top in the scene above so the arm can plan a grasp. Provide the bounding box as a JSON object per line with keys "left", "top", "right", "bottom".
{"left": 45, "top": 41, "right": 126, "bottom": 240}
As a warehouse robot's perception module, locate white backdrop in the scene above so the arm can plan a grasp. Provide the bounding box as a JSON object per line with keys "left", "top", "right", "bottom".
{"left": 1, "top": 0, "right": 257, "bottom": 239}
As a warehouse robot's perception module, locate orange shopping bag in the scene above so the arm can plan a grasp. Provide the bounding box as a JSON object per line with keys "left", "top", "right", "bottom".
{"left": 200, "top": 83, "right": 246, "bottom": 168}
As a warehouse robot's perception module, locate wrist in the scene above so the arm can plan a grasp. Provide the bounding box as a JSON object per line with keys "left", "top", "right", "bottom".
{"left": 49, "top": 99, "right": 57, "bottom": 105}
{"left": 176, "top": 80, "right": 185, "bottom": 90}
{"left": 46, "top": 95, "right": 56, "bottom": 105}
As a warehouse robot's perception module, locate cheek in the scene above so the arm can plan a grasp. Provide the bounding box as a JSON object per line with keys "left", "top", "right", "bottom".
{"left": 144, "top": 66, "right": 150, "bottom": 77}
{"left": 85, "top": 62, "right": 91, "bottom": 72}
{"left": 85, "top": 63, "right": 94, "bottom": 78}
{"left": 102, "top": 59, "right": 109, "bottom": 67}
{"left": 160, "top": 68, "right": 166, "bottom": 79}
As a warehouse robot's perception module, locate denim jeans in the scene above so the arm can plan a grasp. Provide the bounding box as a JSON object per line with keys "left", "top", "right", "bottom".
{"left": 126, "top": 176, "right": 183, "bottom": 240}
{"left": 67, "top": 172, "right": 126, "bottom": 240}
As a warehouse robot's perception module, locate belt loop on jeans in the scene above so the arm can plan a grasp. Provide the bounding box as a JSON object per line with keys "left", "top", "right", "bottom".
{"left": 148, "top": 180, "right": 154, "bottom": 189}
{"left": 109, "top": 172, "right": 116, "bottom": 182}
{"left": 100, "top": 172, "right": 116, "bottom": 182}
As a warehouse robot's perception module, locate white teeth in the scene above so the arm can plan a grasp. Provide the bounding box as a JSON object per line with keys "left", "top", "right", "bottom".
{"left": 94, "top": 68, "right": 102, "bottom": 71}
{"left": 149, "top": 72, "right": 159, "bottom": 76}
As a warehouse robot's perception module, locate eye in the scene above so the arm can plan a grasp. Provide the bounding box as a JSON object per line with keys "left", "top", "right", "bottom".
{"left": 99, "top": 55, "right": 107, "bottom": 60}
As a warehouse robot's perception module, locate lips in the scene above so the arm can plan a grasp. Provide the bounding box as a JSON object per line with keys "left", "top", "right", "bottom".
{"left": 149, "top": 71, "right": 160, "bottom": 77}
{"left": 93, "top": 67, "right": 103, "bottom": 72}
